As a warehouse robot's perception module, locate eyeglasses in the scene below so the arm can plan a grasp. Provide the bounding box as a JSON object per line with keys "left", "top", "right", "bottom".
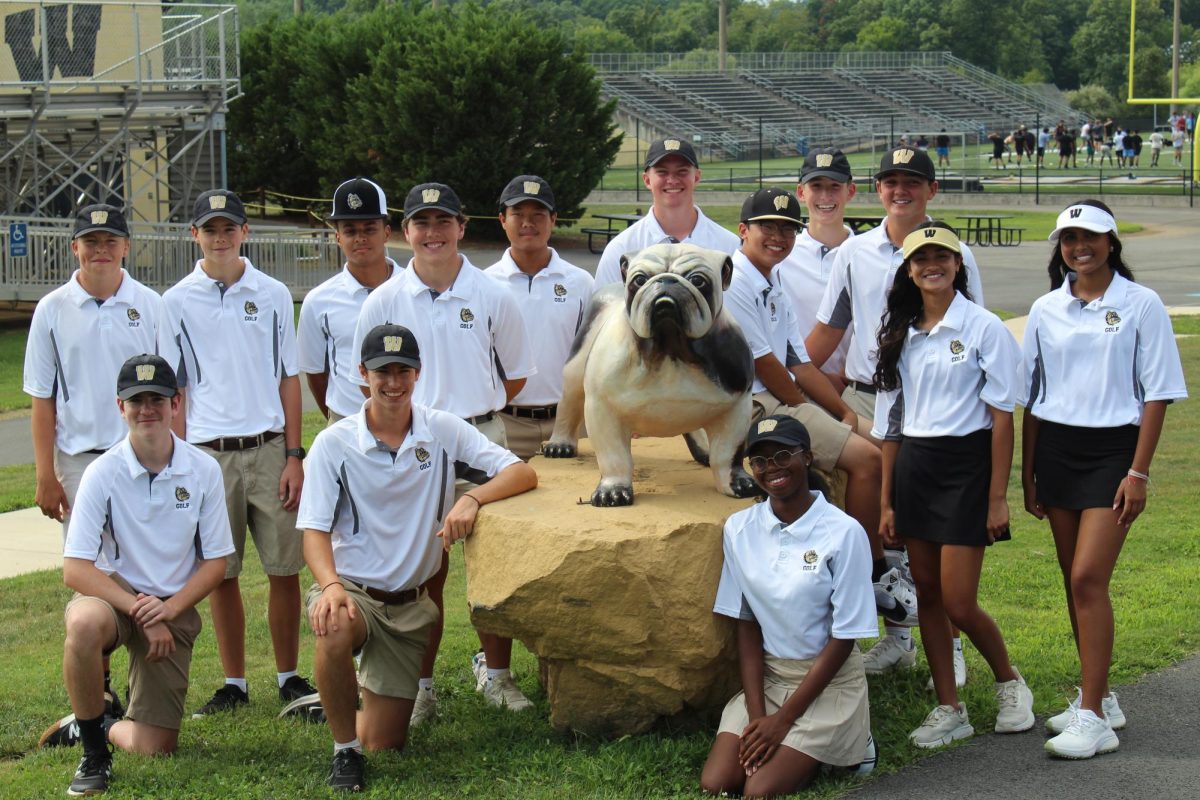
{"left": 753, "top": 221, "right": 800, "bottom": 238}
{"left": 747, "top": 448, "right": 807, "bottom": 471}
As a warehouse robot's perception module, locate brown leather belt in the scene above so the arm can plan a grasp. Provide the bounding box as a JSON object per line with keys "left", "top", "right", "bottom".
{"left": 502, "top": 404, "right": 557, "bottom": 420}
{"left": 197, "top": 430, "right": 282, "bottom": 452}
{"left": 351, "top": 579, "right": 428, "bottom": 605}
{"left": 851, "top": 381, "right": 877, "bottom": 396}
{"left": 464, "top": 411, "right": 496, "bottom": 426}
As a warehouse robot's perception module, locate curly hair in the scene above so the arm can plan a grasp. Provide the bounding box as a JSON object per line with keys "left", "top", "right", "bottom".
{"left": 1048, "top": 199, "right": 1135, "bottom": 289}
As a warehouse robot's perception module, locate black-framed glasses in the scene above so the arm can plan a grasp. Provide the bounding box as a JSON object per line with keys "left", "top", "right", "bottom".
{"left": 747, "top": 448, "right": 807, "bottom": 471}
{"left": 753, "top": 221, "right": 800, "bottom": 238}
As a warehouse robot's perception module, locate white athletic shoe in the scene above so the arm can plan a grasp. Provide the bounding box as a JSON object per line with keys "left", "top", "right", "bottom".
{"left": 471, "top": 652, "right": 488, "bottom": 693}
{"left": 863, "top": 635, "right": 918, "bottom": 674}
{"left": 874, "top": 567, "right": 919, "bottom": 627}
{"left": 482, "top": 674, "right": 534, "bottom": 711}
{"left": 1045, "top": 709, "right": 1119, "bottom": 759}
{"left": 849, "top": 733, "right": 877, "bottom": 776}
{"left": 926, "top": 646, "right": 968, "bottom": 690}
{"left": 1045, "top": 689, "right": 1126, "bottom": 734}
{"left": 409, "top": 686, "right": 438, "bottom": 727}
{"left": 994, "top": 671, "right": 1036, "bottom": 733}
{"left": 910, "top": 704, "right": 974, "bottom": 749}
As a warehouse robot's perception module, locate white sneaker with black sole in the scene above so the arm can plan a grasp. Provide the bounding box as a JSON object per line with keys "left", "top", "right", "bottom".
{"left": 910, "top": 704, "right": 974, "bottom": 748}
{"left": 1045, "top": 689, "right": 1125, "bottom": 734}
{"left": 1045, "top": 709, "right": 1119, "bottom": 759}
{"left": 873, "top": 567, "right": 919, "bottom": 627}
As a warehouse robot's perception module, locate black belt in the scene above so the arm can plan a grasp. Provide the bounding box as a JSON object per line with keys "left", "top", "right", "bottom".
{"left": 197, "top": 430, "right": 282, "bottom": 452}
{"left": 851, "top": 381, "right": 877, "bottom": 396}
{"left": 502, "top": 404, "right": 557, "bottom": 420}
{"left": 350, "top": 579, "right": 427, "bottom": 605}
{"left": 83, "top": 448, "right": 107, "bottom": 455}
{"left": 464, "top": 412, "right": 496, "bottom": 426}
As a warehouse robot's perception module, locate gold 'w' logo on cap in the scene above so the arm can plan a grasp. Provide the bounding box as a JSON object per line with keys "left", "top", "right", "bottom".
{"left": 209, "top": 196, "right": 227, "bottom": 210}
{"left": 90, "top": 210, "right": 109, "bottom": 224}
{"left": 383, "top": 335, "right": 403, "bottom": 352}
{"left": 773, "top": 195, "right": 790, "bottom": 211}
{"left": 892, "top": 149, "right": 915, "bottom": 164}
{"left": 757, "top": 419, "right": 777, "bottom": 433}
{"left": 1069, "top": 207, "right": 1083, "bottom": 218}
{"left": 136, "top": 364, "right": 156, "bottom": 381}
{"left": 924, "top": 228, "right": 937, "bottom": 238}
{"left": 523, "top": 181, "right": 541, "bottom": 195}
{"left": 664, "top": 139, "right": 681, "bottom": 151}
{"left": 815, "top": 154, "right": 833, "bottom": 168}
{"left": 175, "top": 486, "right": 190, "bottom": 502}
{"left": 422, "top": 188, "right": 441, "bottom": 203}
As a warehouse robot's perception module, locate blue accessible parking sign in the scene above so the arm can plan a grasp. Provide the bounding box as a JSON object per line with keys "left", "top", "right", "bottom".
{"left": 8, "top": 223, "right": 28, "bottom": 258}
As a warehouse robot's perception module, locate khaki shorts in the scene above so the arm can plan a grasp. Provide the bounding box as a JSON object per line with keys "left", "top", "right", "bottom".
{"left": 752, "top": 391, "right": 851, "bottom": 473}
{"left": 498, "top": 412, "right": 555, "bottom": 462}
{"left": 65, "top": 578, "right": 202, "bottom": 731}
{"left": 718, "top": 649, "right": 870, "bottom": 767}
{"left": 454, "top": 414, "right": 508, "bottom": 499}
{"left": 841, "top": 384, "right": 877, "bottom": 422}
{"left": 205, "top": 436, "right": 302, "bottom": 578}
{"left": 54, "top": 448, "right": 103, "bottom": 541}
{"left": 305, "top": 580, "right": 438, "bottom": 699}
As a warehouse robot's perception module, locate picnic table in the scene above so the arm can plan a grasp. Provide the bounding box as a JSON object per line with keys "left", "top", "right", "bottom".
{"left": 583, "top": 213, "right": 642, "bottom": 253}
{"left": 955, "top": 214, "right": 1025, "bottom": 247}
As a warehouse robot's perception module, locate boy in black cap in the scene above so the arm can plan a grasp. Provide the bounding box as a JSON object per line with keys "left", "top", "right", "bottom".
{"left": 299, "top": 177, "right": 400, "bottom": 424}
{"left": 163, "top": 189, "right": 315, "bottom": 716}
{"left": 48, "top": 354, "right": 233, "bottom": 796}
{"left": 352, "top": 182, "right": 535, "bottom": 725}
{"left": 594, "top": 137, "right": 739, "bottom": 286}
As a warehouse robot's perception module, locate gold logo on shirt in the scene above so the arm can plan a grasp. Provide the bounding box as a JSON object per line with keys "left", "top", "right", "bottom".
{"left": 554, "top": 283, "right": 567, "bottom": 297}
{"left": 523, "top": 181, "right": 541, "bottom": 195}
{"left": 892, "top": 149, "right": 916, "bottom": 164}
{"left": 664, "top": 139, "right": 681, "bottom": 151}
{"left": 949, "top": 339, "right": 964, "bottom": 355}
{"left": 244, "top": 301, "right": 258, "bottom": 316}
{"left": 135, "top": 364, "right": 155, "bottom": 381}
{"left": 127, "top": 308, "right": 141, "bottom": 322}
{"left": 757, "top": 419, "right": 778, "bottom": 434}
{"left": 209, "top": 196, "right": 227, "bottom": 210}
{"left": 383, "top": 335, "right": 403, "bottom": 352}
{"left": 803, "top": 549, "right": 819, "bottom": 565}
{"left": 415, "top": 447, "right": 430, "bottom": 463}
{"left": 422, "top": 188, "right": 441, "bottom": 204}
{"left": 175, "top": 486, "right": 190, "bottom": 502}
{"left": 772, "top": 195, "right": 790, "bottom": 211}
{"left": 1105, "top": 311, "right": 1121, "bottom": 325}
{"left": 815, "top": 154, "right": 834, "bottom": 168}
{"left": 460, "top": 308, "right": 475, "bottom": 323}
{"left": 90, "top": 210, "right": 109, "bottom": 225}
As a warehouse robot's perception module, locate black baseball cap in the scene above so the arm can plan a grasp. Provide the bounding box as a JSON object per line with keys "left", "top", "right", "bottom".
{"left": 874, "top": 146, "right": 936, "bottom": 181}
{"left": 73, "top": 204, "right": 129, "bottom": 239}
{"left": 740, "top": 188, "right": 803, "bottom": 225}
{"left": 498, "top": 175, "right": 555, "bottom": 212}
{"left": 644, "top": 137, "right": 699, "bottom": 169}
{"left": 403, "top": 183, "right": 462, "bottom": 220}
{"left": 800, "top": 148, "right": 853, "bottom": 183}
{"left": 746, "top": 415, "right": 811, "bottom": 451}
{"left": 361, "top": 323, "right": 421, "bottom": 370}
{"left": 192, "top": 190, "right": 247, "bottom": 226}
{"left": 117, "top": 354, "right": 178, "bottom": 400}
{"left": 329, "top": 177, "right": 389, "bottom": 221}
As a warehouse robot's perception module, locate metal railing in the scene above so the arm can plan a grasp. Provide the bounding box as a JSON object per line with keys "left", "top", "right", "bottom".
{"left": 0, "top": 217, "right": 340, "bottom": 302}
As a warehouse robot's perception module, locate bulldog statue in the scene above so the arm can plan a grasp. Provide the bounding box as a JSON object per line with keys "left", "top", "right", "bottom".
{"left": 542, "top": 244, "right": 758, "bottom": 506}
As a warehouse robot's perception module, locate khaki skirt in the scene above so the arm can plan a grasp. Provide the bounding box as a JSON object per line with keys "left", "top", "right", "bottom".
{"left": 718, "top": 648, "right": 870, "bottom": 767}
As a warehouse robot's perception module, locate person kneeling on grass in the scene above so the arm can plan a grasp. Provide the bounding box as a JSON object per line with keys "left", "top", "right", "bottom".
{"left": 286, "top": 324, "right": 537, "bottom": 792}
{"left": 41, "top": 354, "right": 234, "bottom": 797}
{"left": 700, "top": 416, "right": 877, "bottom": 799}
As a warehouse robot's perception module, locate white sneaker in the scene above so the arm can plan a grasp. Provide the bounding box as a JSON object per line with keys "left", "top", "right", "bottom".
{"left": 863, "top": 635, "right": 918, "bottom": 674}
{"left": 874, "top": 567, "right": 919, "bottom": 627}
{"left": 926, "top": 646, "right": 968, "bottom": 690}
{"left": 1045, "top": 709, "right": 1119, "bottom": 759}
{"left": 910, "top": 704, "right": 974, "bottom": 748}
{"left": 482, "top": 674, "right": 533, "bottom": 711}
{"left": 848, "top": 733, "right": 877, "bottom": 776}
{"left": 471, "top": 652, "right": 488, "bottom": 693}
{"left": 994, "top": 671, "right": 1035, "bottom": 733}
{"left": 409, "top": 686, "right": 438, "bottom": 727}
{"left": 1045, "top": 689, "right": 1126, "bottom": 734}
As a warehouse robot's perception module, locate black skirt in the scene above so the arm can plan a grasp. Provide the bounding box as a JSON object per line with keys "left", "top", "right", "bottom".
{"left": 893, "top": 429, "right": 992, "bottom": 546}
{"left": 1033, "top": 421, "right": 1139, "bottom": 509}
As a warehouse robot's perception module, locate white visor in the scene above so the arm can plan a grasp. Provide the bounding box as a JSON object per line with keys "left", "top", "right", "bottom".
{"left": 1048, "top": 204, "right": 1118, "bottom": 242}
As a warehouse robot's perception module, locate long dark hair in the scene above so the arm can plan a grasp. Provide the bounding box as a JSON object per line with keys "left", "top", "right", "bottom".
{"left": 874, "top": 221, "right": 972, "bottom": 391}
{"left": 1047, "top": 199, "right": 1135, "bottom": 289}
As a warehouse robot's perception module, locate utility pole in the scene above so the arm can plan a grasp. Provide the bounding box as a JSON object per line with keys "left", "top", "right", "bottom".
{"left": 1172, "top": 0, "right": 1181, "bottom": 115}
{"left": 294, "top": 0, "right": 302, "bottom": 14}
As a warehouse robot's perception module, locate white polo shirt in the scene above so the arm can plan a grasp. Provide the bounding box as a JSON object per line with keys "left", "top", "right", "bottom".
{"left": 779, "top": 228, "right": 852, "bottom": 376}
{"left": 594, "top": 206, "right": 740, "bottom": 286}
{"left": 724, "top": 251, "right": 809, "bottom": 395}
{"left": 64, "top": 434, "right": 234, "bottom": 598}
{"left": 816, "top": 222, "right": 985, "bottom": 384}
{"left": 1022, "top": 273, "right": 1187, "bottom": 427}
{"left": 351, "top": 256, "right": 535, "bottom": 419}
{"left": 714, "top": 492, "right": 877, "bottom": 660}
{"left": 24, "top": 270, "right": 181, "bottom": 455}
{"left": 872, "top": 292, "right": 1020, "bottom": 441}
{"left": 298, "top": 259, "right": 400, "bottom": 418}
{"left": 483, "top": 248, "right": 595, "bottom": 406}
{"left": 297, "top": 403, "right": 520, "bottom": 592}
{"left": 162, "top": 258, "right": 299, "bottom": 442}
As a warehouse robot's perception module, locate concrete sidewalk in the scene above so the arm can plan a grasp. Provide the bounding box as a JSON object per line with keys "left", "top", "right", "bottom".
{"left": 0, "top": 507, "right": 63, "bottom": 578}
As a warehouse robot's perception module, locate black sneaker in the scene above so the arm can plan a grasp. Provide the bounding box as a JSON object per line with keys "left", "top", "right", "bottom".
{"left": 67, "top": 749, "right": 112, "bottom": 796}
{"left": 40, "top": 713, "right": 82, "bottom": 748}
{"left": 191, "top": 684, "right": 249, "bottom": 718}
{"left": 279, "top": 674, "right": 317, "bottom": 703}
{"left": 278, "top": 692, "right": 326, "bottom": 723}
{"left": 328, "top": 748, "right": 366, "bottom": 792}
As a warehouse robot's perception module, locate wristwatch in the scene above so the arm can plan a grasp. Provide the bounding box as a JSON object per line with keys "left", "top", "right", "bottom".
{"left": 286, "top": 447, "right": 306, "bottom": 460}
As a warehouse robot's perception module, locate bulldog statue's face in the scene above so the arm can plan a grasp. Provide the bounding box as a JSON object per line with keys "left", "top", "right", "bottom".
{"left": 619, "top": 244, "right": 734, "bottom": 340}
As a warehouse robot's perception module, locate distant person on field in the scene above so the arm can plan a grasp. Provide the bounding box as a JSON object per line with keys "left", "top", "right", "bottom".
{"left": 1149, "top": 129, "right": 1164, "bottom": 166}
{"left": 935, "top": 130, "right": 951, "bottom": 167}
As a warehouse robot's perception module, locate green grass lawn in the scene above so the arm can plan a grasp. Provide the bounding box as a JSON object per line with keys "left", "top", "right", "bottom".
{"left": 1, "top": 338, "right": 1198, "bottom": 798}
